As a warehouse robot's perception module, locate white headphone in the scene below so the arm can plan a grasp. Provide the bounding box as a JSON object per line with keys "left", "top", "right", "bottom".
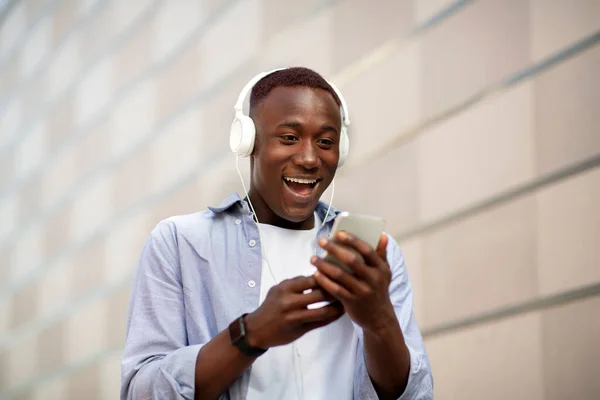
{"left": 229, "top": 67, "right": 351, "bottom": 168}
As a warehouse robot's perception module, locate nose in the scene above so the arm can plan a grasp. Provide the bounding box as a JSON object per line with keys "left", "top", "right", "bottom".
{"left": 293, "top": 140, "right": 320, "bottom": 169}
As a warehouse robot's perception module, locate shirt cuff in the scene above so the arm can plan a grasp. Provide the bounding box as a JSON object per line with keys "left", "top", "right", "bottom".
{"left": 398, "top": 344, "right": 424, "bottom": 400}
{"left": 354, "top": 344, "right": 432, "bottom": 400}
{"left": 154, "top": 344, "right": 204, "bottom": 399}
{"left": 353, "top": 347, "right": 379, "bottom": 400}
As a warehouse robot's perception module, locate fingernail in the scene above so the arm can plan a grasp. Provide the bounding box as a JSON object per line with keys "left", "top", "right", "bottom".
{"left": 310, "top": 255, "right": 317, "bottom": 264}
{"left": 318, "top": 237, "right": 328, "bottom": 246}
{"left": 338, "top": 231, "right": 348, "bottom": 240}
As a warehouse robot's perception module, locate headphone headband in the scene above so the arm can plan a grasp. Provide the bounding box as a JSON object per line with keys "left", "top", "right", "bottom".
{"left": 324, "top": 80, "right": 350, "bottom": 127}
{"left": 233, "top": 67, "right": 287, "bottom": 113}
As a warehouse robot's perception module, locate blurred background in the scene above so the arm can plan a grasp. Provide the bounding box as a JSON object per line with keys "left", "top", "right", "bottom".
{"left": 0, "top": 0, "right": 599, "bottom": 399}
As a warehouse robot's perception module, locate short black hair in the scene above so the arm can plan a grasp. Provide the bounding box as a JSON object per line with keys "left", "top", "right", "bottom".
{"left": 249, "top": 67, "right": 341, "bottom": 116}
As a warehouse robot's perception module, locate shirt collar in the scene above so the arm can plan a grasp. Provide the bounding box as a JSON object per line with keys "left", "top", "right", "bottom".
{"left": 208, "top": 192, "right": 341, "bottom": 225}
{"left": 207, "top": 192, "right": 244, "bottom": 213}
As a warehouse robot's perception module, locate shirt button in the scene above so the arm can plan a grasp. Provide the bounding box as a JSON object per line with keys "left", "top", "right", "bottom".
{"left": 249, "top": 239, "right": 256, "bottom": 247}
{"left": 235, "top": 219, "right": 241, "bottom": 225}
{"left": 248, "top": 280, "right": 256, "bottom": 288}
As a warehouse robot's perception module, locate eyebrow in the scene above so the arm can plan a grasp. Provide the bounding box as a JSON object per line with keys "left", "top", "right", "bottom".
{"left": 277, "top": 121, "right": 339, "bottom": 134}
{"left": 277, "top": 121, "right": 301, "bottom": 129}
{"left": 321, "top": 124, "right": 339, "bottom": 134}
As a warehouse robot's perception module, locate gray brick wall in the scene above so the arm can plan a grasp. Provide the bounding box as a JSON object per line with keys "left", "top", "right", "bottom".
{"left": 1, "top": 0, "right": 599, "bottom": 398}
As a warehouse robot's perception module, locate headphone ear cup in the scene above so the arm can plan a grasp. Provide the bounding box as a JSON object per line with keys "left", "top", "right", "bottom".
{"left": 230, "top": 115, "right": 256, "bottom": 157}
{"left": 337, "top": 127, "right": 349, "bottom": 167}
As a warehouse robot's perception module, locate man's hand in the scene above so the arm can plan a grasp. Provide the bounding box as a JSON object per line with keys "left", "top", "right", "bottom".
{"left": 245, "top": 276, "right": 344, "bottom": 349}
{"left": 311, "top": 232, "right": 396, "bottom": 334}
{"left": 192, "top": 276, "right": 342, "bottom": 400}
{"left": 312, "top": 232, "right": 411, "bottom": 399}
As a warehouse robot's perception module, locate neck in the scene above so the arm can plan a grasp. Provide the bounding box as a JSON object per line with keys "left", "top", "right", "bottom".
{"left": 247, "top": 189, "right": 315, "bottom": 230}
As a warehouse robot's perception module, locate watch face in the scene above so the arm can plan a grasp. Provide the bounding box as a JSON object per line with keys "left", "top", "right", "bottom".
{"left": 229, "top": 316, "right": 245, "bottom": 343}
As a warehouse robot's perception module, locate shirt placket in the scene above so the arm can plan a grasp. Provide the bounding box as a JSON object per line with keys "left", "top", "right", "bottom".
{"left": 239, "top": 203, "right": 263, "bottom": 313}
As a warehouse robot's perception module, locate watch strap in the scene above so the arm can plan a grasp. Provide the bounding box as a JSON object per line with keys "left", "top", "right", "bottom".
{"left": 228, "top": 313, "right": 267, "bottom": 358}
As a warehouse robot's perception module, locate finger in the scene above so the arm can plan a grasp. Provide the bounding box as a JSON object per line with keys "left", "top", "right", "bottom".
{"left": 376, "top": 233, "right": 388, "bottom": 261}
{"left": 300, "top": 310, "right": 344, "bottom": 333}
{"left": 313, "top": 268, "right": 355, "bottom": 302}
{"left": 318, "top": 237, "right": 372, "bottom": 279}
{"left": 311, "top": 256, "right": 371, "bottom": 297}
{"left": 295, "top": 288, "right": 336, "bottom": 308}
{"left": 290, "top": 301, "right": 344, "bottom": 324}
{"left": 334, "top": 231, "right": 385, "bottom": 268}
{"left": 283, "top": 275, "right": 319, "bottom": 293}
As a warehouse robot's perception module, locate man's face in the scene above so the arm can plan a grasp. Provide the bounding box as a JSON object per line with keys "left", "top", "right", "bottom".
{"left": 250, "top": 86, "right": 341, "bottom": 226}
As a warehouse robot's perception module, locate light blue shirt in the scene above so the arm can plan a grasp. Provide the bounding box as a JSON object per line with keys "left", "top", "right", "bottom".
{"left": 120, "top": 193, "right": 434, "bottom": 399}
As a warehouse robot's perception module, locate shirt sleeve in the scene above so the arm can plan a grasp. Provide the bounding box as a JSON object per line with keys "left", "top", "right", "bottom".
{"left": 120, "top": 220, "right": 208, "bottom": 400}
{"left": 353, "top": 234, "right": 434, "bottom": 400}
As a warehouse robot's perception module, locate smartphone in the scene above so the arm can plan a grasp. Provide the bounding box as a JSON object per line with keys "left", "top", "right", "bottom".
{"left": 323, "top": 212, "right": 386, "bottom": 274}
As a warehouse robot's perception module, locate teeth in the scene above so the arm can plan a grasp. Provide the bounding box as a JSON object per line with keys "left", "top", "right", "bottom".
{"left": 284, "top": 177, "right": 317, "bottom": 184}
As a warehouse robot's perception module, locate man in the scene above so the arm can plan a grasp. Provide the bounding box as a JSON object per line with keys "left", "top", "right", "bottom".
{"left": 121, "top": 67, "right": 433, "bottom": 399}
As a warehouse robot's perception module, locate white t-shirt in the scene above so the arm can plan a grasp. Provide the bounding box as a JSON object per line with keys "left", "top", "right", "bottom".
{"left": 246, "top": 214, "right": 358, "bottom": 400}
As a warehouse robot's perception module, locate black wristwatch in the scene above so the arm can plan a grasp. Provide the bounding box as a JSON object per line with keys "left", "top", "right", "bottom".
{"left": 228, "top": 313, "right": 267, "bottom": 358}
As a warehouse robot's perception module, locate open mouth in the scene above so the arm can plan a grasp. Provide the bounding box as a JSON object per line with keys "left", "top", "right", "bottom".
{"left": 283, "top": 176, "right": 320, "bottom": 197}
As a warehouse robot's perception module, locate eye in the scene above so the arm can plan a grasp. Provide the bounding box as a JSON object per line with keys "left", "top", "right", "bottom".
{"left": 280, "top": 134, "right": 298, "bottom": 143}
{"left": 318, "top": 138, "right": 335, "bottom": 147}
